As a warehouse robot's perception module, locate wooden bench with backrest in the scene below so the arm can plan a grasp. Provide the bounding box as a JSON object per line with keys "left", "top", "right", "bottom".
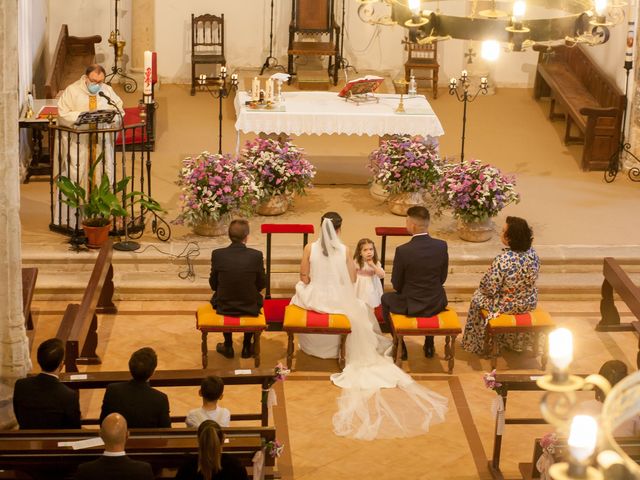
{"left": 533, "top": 44, "right": 625, "bottom": 171}
{"left": 21, "top": 267, "right": 38, "bottom": 350}
{"left": 55, "top": 239, "right": 117, "bottom": 372}
{"left": 45, "top": 24, "right": 102, "bottom": 99}
{"left": 52, "top": 368, "right": 277, "bottom": 426}
{"left": 520, "top": 436, "right": 640, "bottom": 479}
{"left": 0, "top": 426, "right": 277, "bottom": 479}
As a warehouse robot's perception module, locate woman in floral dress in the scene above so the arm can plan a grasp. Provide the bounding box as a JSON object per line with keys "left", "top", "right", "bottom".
{"left": 461, "top": 216, "right": 540, "bottom": 355}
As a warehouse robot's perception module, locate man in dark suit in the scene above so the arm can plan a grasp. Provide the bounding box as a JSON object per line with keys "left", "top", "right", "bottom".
{"left": 75, "top": 413, "right": 154, "bottom": 480}
{"left": 381, "top": 206, "right": 449, "bottom": 358}
{"left": 99, "top": 347, "right": 170, "bottom": 428}
{"left": 13, "top": 338, "right": 81, "bottom": 429}
{"left": 210, "top": 219, "right": 266, "bottom": 359}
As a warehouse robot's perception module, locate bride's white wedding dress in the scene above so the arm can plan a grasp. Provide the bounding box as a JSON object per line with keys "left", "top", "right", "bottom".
{"left": 291, "top": 219, "right": 448, "bottom": 440}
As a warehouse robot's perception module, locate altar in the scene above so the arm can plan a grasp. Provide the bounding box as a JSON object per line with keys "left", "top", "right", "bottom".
{"left": 234, "top": 91, "right": 444, "bottom": 138}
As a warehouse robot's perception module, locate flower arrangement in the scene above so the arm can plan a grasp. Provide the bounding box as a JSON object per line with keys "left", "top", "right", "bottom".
{"left": 369, "top": 135, "right": 443, "bottom": 195}
{"left": 539, "top": 432, "right": 558, "bottom": 455}
{"left": 265, "top": 440, "right": 285, "bottom": 458}
{"left": 242, "top": 138, "right": 315, "bottom": 200}
{"left": 274, "top": 362, "right": 291, "bottom": 382}
{"left": 483, "top": 369, "right": 502, "bottom": 391}
{"left": 175, "top": 152, "right": 258, "bottom": 227}
{"left": 434, "top": 160, "right": 520, "bottom": 223}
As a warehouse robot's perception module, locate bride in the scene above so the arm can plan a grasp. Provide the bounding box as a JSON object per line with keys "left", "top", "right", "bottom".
{"left": 291, "top": 212, "right": 448, "bottom": 440}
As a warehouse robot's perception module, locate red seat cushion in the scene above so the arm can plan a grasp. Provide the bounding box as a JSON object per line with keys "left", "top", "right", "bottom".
{"left": 263, "top": 298, "right": 291, "bottom": 323}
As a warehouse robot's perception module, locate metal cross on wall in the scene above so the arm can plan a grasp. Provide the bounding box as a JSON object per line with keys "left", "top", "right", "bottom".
{"left": 464, "top": 48, "right": 476, "bottom": 64}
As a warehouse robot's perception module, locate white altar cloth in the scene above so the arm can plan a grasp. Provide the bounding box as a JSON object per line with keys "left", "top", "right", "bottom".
{"left": 234, "top": 91, "right": 444, "bottom": 138}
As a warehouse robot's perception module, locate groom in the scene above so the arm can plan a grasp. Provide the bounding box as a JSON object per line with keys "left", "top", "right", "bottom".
{"left": 381, "top": 206, "right": 449, "bottom": 358}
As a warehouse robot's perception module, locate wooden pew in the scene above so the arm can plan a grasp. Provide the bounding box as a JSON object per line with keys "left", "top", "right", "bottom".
{"left": 22, "top": 267, "right": 38, "bottom": 350}
{"left": 520, "top": 436, "right": 640, "bottom": 479}
{"left": 45, "top": 25, "right": 102, "bottom": 99}
{"left": 55, "top": 368, "right": 276, "bottom": 426}
{"left": 56, "top": 240, "right": 117, "bottom": 372}
{"left": 0, "top": 426, "right": 277, "bottom": 479}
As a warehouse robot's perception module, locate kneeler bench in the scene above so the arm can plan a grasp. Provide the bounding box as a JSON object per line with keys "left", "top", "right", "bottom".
{"left": 196, "top": 304, "right": 267, "bottom": 368}
{"left": 283, "top": 304, "right": 351, "bottom": 370}
{"left": 483, "top": 308, "right": 555, "bottom": 369}
{"left": 390, "top": 308, "right": 461, "bottom": 374}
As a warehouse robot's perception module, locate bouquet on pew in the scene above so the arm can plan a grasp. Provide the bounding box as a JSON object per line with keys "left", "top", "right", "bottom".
{"left": 433, "top": 160, "right": 520, "bottom": 223}
{"left": 368, "top": 134, "right": 443, "bottom": 195}
{"left": 242, "top": 138, "right": 315, "bottom": 202}
{"left": 175, "top": 152, "right": 259, "bottom": 227}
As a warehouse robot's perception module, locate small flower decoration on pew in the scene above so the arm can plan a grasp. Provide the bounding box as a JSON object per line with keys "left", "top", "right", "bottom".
{"left": 263, "top": 363, "right": 291, "bottom": 408}
{"left": 266, "top": 440, "right": 285, "bottom": 458}
{"left": 483, "top": 369, "right": 502, "bottom": 391}
{"left": 536, "top": 432, "right": 558, "bottom": 479}
{"left": 540, "top": 432, "right": 558, "bottom": 456}
{"left": 274, "top": 362, "right": 290, "bottom": 382}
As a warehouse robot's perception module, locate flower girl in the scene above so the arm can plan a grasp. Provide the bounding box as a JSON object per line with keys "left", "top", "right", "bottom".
{"left": 353, "top": 238, "right": 385, "bottom": 309}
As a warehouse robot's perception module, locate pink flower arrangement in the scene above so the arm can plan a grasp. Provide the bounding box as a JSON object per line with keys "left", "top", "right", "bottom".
{"left": 175, "top": 152, "right": 259, "bottom": 226}
{"left": 483, "top": 369, "right": 502, "bottom": 390}
{"left": 266, "top": 440, "right": 285, "bottom": 458}
{"left": 369, "top": 135, "right": 443, "bottom": 195}
{"left": 434, "top": 160, "right": 520, "bottom": 222}
{"left": 539, "top": 432, "right": 558, "bottom": 455}
{"left": 274, "top": 362, "right": 290, "bottom": 382}
{"left": 242, "top": 138, "right": 315, "bottom": 200}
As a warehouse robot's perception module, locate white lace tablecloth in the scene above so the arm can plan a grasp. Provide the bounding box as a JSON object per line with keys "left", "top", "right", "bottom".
{"left": 234, "top": 91, "right": 444, "bottom": 138}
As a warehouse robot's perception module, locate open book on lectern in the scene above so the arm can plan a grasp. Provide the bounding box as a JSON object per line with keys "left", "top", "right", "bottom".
{"left": 338, "top": 75, "right": 384, "bottom": 98}
{"left": 74, "top": 109, "right": 117, "bottom": 126}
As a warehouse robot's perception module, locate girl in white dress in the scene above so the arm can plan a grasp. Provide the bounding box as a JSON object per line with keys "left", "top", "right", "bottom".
{"left": 353, "top": 238, "right": 385, "bottom": 309}
{"left": 292, "top": 213, "right": 448, "bottom": 440}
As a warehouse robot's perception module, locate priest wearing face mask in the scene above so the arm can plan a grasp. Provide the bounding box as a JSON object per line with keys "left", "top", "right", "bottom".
{"left": 55, "top": 64, "right": 125, "bottom": 226}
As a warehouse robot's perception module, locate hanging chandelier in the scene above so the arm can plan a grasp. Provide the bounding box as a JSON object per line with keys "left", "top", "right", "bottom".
{"left": 355, "top": 0, "right": 627, "bottom": 51}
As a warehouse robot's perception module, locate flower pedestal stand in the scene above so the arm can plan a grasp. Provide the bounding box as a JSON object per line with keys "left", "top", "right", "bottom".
{"left": 369, "top": 181, "right": 389, "bottom": 202}
{"left": 388, "top": 191, "right": 429, "bottom": 216}
{"left": 456, "top": 218, "right": 493, "bottom": 242}
{"left": 193, "top": 217, "right": 229, "bottom": 237}
{"left": 257, "top": 194, "right": 289, "bottom": 216}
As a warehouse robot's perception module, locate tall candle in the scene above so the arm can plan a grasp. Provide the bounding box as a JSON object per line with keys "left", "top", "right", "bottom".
{"left": 252, "top": 77, "right": 261, "bottom": 101}
{"left": 626, "top": 21, "right": 635, "bottom": 66}
{"left": 143, "top": 50, "right": 153, "bottom": 96}
{"left": 265, "top": 78, "right": 274, "bottom": 102}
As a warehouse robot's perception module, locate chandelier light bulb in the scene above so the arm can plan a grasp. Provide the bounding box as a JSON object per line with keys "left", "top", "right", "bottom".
{"left": 481, "top": 40, "right": 500, "bottom": 61}
{"left": 513, "top": 0, "right": 526, "bottom": 19}
{"left": 568, "top": 415, "right": 598, "bottom": 462}
{"left": 594, "top": 0, "right": 608, "bottom": 15}
{"left": 549, "top": 327, "right": 573, "bottom": 370}
{"left": 408, "top": 0, "right": 421, "bottom": 13}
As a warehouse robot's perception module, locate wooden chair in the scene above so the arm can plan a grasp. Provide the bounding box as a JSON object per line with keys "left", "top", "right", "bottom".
{"left": 287, "top": 0, "right": 340, "bottom": 86}
{"left": 191, "top": 13, "right": 226, "bottom": 96}
{"left": 403, "top": 38, "right": 439, "bottom": 99}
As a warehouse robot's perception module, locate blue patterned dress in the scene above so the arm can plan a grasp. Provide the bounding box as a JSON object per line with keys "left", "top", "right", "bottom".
{"left": 461, "top": 247, "right": 540, "bottom": 355}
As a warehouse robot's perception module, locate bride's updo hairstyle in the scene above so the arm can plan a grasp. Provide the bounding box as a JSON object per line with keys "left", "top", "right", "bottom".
{"left": 320, "top": 211, "right": 342, "bottom": 256}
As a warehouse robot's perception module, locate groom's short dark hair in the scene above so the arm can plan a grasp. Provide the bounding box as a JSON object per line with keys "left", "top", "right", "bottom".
{"left": 321, "top": 212, "right": 342, "bottom": 230}
{"left": 229, "top": 219, "right": 250, "bottom": 242}
{"left": 407, "top": 206, "right": 430, "bottom": 225}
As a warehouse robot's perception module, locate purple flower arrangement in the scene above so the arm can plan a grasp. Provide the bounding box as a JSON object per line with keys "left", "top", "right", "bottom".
{"left": 176, "top": 152, "right": 259, "bottom": 226}
{"left": 266, "top": 440, "right": 285, "bottom": 458}
{"left": 483, "top": 369, "right": 502, "bottom": 391}
{"left": 435, "top": 160, "right": 520, "bottom": 223}
{"left": 369, "top": 135, "right": 443, "bottom": 195}
{"left": 242, "top": 138, "right": 315, "bottom": 200}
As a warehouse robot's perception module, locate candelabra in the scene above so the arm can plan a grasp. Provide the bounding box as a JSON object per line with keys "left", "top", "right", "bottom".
{"left": 198, "top": 68, "right": 239, "bottom": 154}
{"left": 448, "top": 71, "right": 488, "bottom": 163}
{"left": 537, "top": 327, "right": 639, "bottom": 479}
{"left": 105, "top": 0, "right": 138, "bottom": 93}
{"left": 259, "top": 0, "right": 286, "bottom": 75}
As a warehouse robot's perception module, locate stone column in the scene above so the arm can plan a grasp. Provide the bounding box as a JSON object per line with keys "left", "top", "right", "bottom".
{"left": 0, "top": 0, "right": 31, "bottom": 429}
{"left": 130, "top": 0, "right": 154, "bottom": 71}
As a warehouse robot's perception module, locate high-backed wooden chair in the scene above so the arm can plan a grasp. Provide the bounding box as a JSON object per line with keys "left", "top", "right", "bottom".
{"left": 191, "top": 13, "right": 226, "bottom": 96}
{"left": 287, "top": 0, "right": 340, "bottom": 86}
{"left": 403, "top": 38, "right": 439, "bottom": 99}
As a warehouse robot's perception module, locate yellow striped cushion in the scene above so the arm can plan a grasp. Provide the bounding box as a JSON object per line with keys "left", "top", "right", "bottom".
{"left": 485, "top": 308, "right": 554, "bottom": 328}
{"left": 391, "top": 308, "right": 461, "bottom": 331}
{"left": 196, "top": 304, "right": 266, "bottom": 328}
{"left": 283, "top": 304, "right": 351, "bottom": 330}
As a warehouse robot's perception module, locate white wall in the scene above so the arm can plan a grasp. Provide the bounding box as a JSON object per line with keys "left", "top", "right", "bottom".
{"left": 47, "top": 0, "right": 634, "bottom": 90}
{"left": 18, "top": 0, "right": 48, "bottom": 100}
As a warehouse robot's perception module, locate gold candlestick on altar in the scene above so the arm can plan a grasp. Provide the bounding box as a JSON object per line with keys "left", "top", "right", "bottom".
{"left": 394, "top": 79, "right": 409, "bottom": 113}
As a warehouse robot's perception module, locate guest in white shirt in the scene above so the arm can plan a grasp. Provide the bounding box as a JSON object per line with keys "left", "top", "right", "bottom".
{"left": 185, "top": 376, "right": 231, "bottom": 428}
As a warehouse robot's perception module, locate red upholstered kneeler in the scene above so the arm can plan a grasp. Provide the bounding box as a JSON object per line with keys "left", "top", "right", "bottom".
{"left": 196, "top": 304, "right": 267, "bottom": 368}
{"left": 483, "top": 308, "right": 555, "bottom": 369}
{"left": 390, "top": 308, "right": 462, "bottom": 374}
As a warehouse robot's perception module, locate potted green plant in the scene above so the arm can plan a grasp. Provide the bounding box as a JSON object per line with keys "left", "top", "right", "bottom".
{"left": 56, "top": 155, "right": 164, "bottom": 248}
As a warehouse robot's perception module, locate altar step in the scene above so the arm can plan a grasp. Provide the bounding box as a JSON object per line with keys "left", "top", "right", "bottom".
{"left": 22, "top": 242, "right": 640, "bottom": 302}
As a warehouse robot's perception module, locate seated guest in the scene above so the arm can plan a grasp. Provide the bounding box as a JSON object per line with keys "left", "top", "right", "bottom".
{"left": 100, "top": 347, "right": 170, "bottom": 428}
{"left": 13, "top": 338, "right": 81, "bottom": 429}
{"left": 186, "top": 376, "right": 231, "bottom": 428}
{"left": 175, "top": 420, "right": 248, "bottom": 480}
{"left": 210, "top": 219, "right": 266, "bottom": 359}
{"left": 75, "top": 413, "right": 154, "bottom": 480}
{"left": 461, "top": 216, "right": 540, "bottom": 355}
